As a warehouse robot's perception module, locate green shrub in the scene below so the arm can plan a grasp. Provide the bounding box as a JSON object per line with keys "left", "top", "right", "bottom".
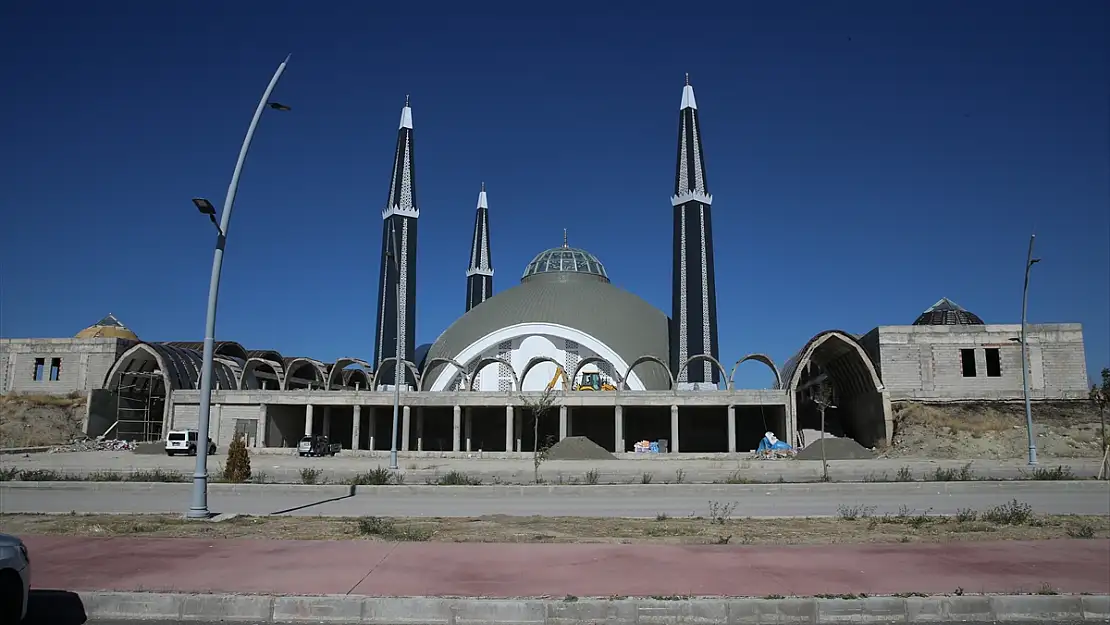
{"left": 223, "top": 433, "right": 252, "bottom": 483}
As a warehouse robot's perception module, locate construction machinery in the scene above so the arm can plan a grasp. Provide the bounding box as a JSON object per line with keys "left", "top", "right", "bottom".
{"left": 577, "top": 366, "right": 617, "bottom": 391}
{"left": 546, "top": 366, "right": 568, "bottom": 391}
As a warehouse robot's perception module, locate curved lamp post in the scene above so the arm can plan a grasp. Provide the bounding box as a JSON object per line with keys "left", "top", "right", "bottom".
{"left": 1020, "top": 234, "right": 1041, "bottom": 467}
{"left": 188, "top": 56, "right": 293, "bottom": 519}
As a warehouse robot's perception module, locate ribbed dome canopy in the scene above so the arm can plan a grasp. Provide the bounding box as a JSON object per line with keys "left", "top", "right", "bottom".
{"left": 522, "top": 231, "right": 608, "bottom": 282}
{"left": 913, "top": 298, "right": 985, "bottom": 326}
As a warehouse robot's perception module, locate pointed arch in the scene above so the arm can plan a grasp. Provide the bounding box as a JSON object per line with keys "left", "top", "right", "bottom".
{"left": 519, "top": 356, "right": 570, "bottom": 391}
{"left": 372, "top": 358, "right": 422, "bottom": 390}
{"left": 342, "top": 368, "right": 373, "bottom": 389}
{"left": 104, "top": 342, "right": 237, "bottom": 392}
{"left": 282, "top": 357, "right": 328, "bottom": 390}
{"left": 729, "top": 353, "right": 781, "bottom": 390}
{"left": 622, "top": 355, "right": 673, "bottom": 391}
{"left": 420, "top": 357, "right": 468, "bottom": 391}
{"left": 468, "top": 356, "right": 518, "bottom": 392}
{"left": 327, "top": 357, "right": 374, "bottom": 390}
{"left": 241, "top": 358, "right": 285, "bottom": 390}
{"left": 783, "top": 330, "right": 883, "bottom": 394}
{"left": 675, "top": 354, "right": 728, "bottom": 389}
{"left": 571, "top": 356, "right": 623, "bottom": 390}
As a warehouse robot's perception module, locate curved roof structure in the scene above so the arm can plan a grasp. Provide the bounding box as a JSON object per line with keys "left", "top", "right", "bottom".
{"left": 780, "top": 330, "right": 883, "bottom": 395}
{"left": 103, "top": 342, "right": 238, "bottom": 394}
{"left": 522, "top": 243, "right": 609, "bottom": 282}
{"left": 161, "top": 341, "right": 250, "bottom": 361}
{"left": 912, "top": 298, "right": 985, "bottom": 326}
{"left": 76, "top": 313, "right": 139, "bottom": 340}
{"left": 424, "top": 271, "right": 671, "bottom": 389}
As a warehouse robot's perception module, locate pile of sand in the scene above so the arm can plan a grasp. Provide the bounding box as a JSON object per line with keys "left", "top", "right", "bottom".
{"left": 796, "top": 437, "right": 875, "bottom": 461}
{"left": 545, "top": 436, "right": 615, "bottom": 460}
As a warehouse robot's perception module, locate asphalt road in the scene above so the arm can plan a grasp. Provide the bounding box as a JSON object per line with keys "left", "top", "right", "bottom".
{"left": 68, "top": 622, "right": 1093, "bottom": 625}
{"left": 3, "top": 481, "right": 1108, "bottom": 518}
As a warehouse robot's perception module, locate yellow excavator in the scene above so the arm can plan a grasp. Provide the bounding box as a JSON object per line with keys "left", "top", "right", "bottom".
{"left": 545, "top": 365, "right": 617, "bottom": 391}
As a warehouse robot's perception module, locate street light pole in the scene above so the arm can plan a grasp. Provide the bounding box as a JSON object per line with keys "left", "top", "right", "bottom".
{"left": 387, "top": 219, "right": 402, "bottom": 470}
{"left": 1020, "top": 234, "right": 1041, "bottom": 467}
{"left": 188, "top": 55, "right": 292, "bottom": 519}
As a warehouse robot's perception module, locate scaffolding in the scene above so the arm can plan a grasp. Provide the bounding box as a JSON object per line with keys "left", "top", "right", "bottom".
{"left": 113, "top": 370, "right": 164, "bottom": 442}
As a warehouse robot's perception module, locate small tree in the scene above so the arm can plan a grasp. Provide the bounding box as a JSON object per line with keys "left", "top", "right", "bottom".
{"left": 224, "top": 433, "right": 252, "bottom": 483}
{"left": 811, "top": 377, "right": 836, "bottom": 482}
{"left": 521, "top": 386, "right": 559, "bottom": 483}
{"left": 1089, "top": 367, "right": 1109, "bottom": 446}
{"left": 1090, "top": 368, "right": 1109, "bottom": 480}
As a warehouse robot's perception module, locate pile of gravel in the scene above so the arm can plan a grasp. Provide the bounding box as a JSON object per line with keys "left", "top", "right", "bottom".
{"left": 545, "top": 436, "right": 616, "bottom": 460}
{"left": 796, "top": 437, "right": 875, "bottom": 461}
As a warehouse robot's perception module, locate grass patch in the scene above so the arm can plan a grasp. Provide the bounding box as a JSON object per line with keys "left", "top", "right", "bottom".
{"left": 584, "top": 468, "right": 600, "bottom": 485}
{"left": 348, "top": 467, "right": 402, "bottom": 485}
{"left": 929, "top": 463, "right": 974, "bottom": 482}
{"left": 5, "top": 509, "right": 1103, "bottom": 545}
{"left": 1021, "top": 465, "right": 1076, "bottom": 481}
{"left": 435, "top": 471, "right": 481, "bottom": 486}
{"left": 127, "top": 469, "right": 187, "bottom": 482}
{"left": 300, "top": 467, "right": 326, "bottom": 484}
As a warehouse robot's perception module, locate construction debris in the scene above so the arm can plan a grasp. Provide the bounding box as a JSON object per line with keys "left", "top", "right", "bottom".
{"left": 47, "top": 438, "right": 135, "bottom": 453}
{"left": 545, "top": 436, "right": 616, "bottom": 460}
{"left": 796, "top": 437, "right": 875, "bottom": 461}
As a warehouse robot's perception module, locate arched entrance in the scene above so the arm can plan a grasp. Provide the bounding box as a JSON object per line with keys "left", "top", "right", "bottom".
{"left": 783, "top": 330, "right": 891, "bottom": 448}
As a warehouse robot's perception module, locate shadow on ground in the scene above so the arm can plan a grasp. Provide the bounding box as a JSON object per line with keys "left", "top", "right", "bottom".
{"left": 25, "top": 589, "right": 87, "bottom": 624}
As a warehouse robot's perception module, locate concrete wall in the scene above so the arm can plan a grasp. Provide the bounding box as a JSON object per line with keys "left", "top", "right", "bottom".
{"left": 0, "top": 338, "right": 134, "bottom": 395}
{"left": 871, "top": 323, "right": 1088, "bottom": 401}
{"left": 85, "top": 389, "right": 120, "bottom": 438}
{"left": 170, "top": 402, "right": 261, "bottom": 448}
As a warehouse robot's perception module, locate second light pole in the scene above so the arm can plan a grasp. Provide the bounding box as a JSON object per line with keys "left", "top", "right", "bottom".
{"left": 386, "top": 219, "right": 403, "bottom": 470}
{"left": 1019, "top": 234, "right": 1041, "bottom": 467}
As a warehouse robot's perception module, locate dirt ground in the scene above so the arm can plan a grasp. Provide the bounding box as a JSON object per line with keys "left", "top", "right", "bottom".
{"left": 0, "top": 393, "right": 86, "bottom": 448}
{"left": 1, "top": 511, "right": 1105, "bottom": 545}
{"left": 885, "top": 402, "right": 1107, "bottom": 460}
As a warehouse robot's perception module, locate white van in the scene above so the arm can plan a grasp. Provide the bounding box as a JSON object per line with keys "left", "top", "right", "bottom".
{"left": 165, "top": 430, "right": 217, "bottom": 456}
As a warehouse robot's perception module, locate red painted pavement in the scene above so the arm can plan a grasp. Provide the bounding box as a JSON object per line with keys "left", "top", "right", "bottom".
{"left": 23, "top": 536, "right": 1110, "bottom": 598}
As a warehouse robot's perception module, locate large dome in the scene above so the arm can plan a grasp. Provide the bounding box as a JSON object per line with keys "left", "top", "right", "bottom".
{"left": 522, "top": 243, "right": 609, "bottom": 282}
{"left": 423, "top": 271, "right": 671, "bottom": 390}
{"left": 75, "top": 313, "right": 138, "bottom": 340}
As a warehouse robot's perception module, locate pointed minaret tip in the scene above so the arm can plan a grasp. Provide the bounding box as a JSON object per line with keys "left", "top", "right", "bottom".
{"left": 399, "top": 95, "right": 413, "bottom": 129}
{"left": 476, "top": 182, "right": 488, "bottom": 209}
{"left": 562, "top": 228, "right": 568, "bottom": 248}
{"left": 680, "top": 74, "right": 697, "bottom": 111}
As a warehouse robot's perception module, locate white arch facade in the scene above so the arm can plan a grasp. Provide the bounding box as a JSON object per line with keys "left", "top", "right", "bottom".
{"left": 430, "top": 322, "right": 646, "bottom": 392}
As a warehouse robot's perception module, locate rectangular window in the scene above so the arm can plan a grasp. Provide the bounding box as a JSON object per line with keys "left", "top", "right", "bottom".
{"left": 32, "top": 358, "right": 45, "bottom": 381}
{"left": 984, "top": 348, "right": 1001, "bottom": 377}
{"left": 49, "top": 358, "right": 62, "bottom": 381}
{"left": 960, "top": 349, "right": 976, "bottom": 378}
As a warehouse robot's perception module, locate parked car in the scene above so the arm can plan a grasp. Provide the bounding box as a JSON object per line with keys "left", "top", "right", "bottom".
{"left": 298, "top": 435, "right": 341, "bottom": 457}
{"left": 0, "top": 533, "right": 30, "bottom": 622}
{"left": 165, "top": 430, "right": 217, "bottom": 456}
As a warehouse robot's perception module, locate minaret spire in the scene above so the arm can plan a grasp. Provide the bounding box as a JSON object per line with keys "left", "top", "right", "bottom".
{"left": 670, "top": 75, "right": 720, "bottom": 386}
{"left": 465, "top": 182, "right": 494, "bottom": 312}
{"left": 374, "top": 96, "right": 420, "bottom": 388}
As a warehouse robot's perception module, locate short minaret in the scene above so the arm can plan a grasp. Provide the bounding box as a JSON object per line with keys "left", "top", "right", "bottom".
{"left": 670, "top": 74, "right": 721, "bottom": 386}
{"left": 465, "top": 182, "right": 494, "bottom": 312}
{"left": 373, "top": 96, "right": 420, "bottom": 388}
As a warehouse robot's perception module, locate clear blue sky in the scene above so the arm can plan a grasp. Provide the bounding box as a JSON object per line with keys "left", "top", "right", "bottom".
{"left": 1, "top": 1, "right": 1107, "bottom": 389}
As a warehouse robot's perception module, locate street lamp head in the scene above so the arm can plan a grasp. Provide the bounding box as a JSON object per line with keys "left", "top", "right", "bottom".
{"left": 192, "top": 198, "right": 216, "bottom": 216}
{"left": 268, "top": 102, "right": 291, "bottom": 111}
{"left": 1030, "top": 258, "right": 1041, "bottom": 265}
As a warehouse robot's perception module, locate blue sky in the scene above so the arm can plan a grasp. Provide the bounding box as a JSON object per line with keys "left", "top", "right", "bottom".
{"left": 1, "top": 1, "right": 1107, "bottom": 389}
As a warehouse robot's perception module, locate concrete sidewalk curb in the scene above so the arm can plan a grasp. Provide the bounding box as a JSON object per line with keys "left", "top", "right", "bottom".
{"left": 72, "top": 591, "right": 1110, "bottom": 623}
{"left": 4, "top": 479, "right": 1108, "bottom": 496}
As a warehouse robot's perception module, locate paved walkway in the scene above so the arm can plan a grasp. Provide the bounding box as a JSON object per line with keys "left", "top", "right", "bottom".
{"left": 24, "top": 536, "right": 1110, "bottom": 597}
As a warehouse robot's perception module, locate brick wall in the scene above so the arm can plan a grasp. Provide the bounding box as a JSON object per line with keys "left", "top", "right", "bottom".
{"left": 0, "top": 338, "right": 134, "bottom": 395}
{"left": 872, "top": 324, "right": 1088, "bottom": 401}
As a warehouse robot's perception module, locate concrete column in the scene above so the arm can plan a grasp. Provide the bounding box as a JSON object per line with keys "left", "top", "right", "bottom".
{"left": 257, "top": 404, "right": 268, "bottom": 448}
{"left": 367, "top": 407, "right": 377, "bottom": 452}
{"left": 304, "top": 404, "right": 314, "bottom": 436}
{"left": 670, "top": 404, "right": 679, "bottom": 453}
{"left": 614, "top": 404, "right": 623, "bottom": 453}
{"left": 559, "top": 405, "right": 569, "bottom": 440}
{"left": 727, "top": 405, "right": 736, "bottom": 453}
{"left": 416, "top": 408, "right": 425, "bottom": 452}
{"left": 322, "top": 407, "right": 332, "bottom": 437}
{"left": 465, "top": 409, "right": 473, "bottom": 452}
{"left": 515, "top": 410, "right": 523, "bottom": 452}
{"left": 504, "top": 406, "right": 513, "bottom": 452}
{"left": 452, "top": 405, "right": 462, "bottom": 452}
{"left": 351, "top": 405, "right": 362, "bottom": 450}
{"left": 401, "top": 406, "right": 411, "bottom": 452}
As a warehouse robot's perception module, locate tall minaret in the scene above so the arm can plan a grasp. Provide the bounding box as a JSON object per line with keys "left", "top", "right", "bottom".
{"left": 670, "top": 74, "right": 720, "bottom": 386}
{"left": 373, "top": 96, "right": 419, "bottom": 388}
{"left": 465, "top": 182, "right": 494, "bottom": 312}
